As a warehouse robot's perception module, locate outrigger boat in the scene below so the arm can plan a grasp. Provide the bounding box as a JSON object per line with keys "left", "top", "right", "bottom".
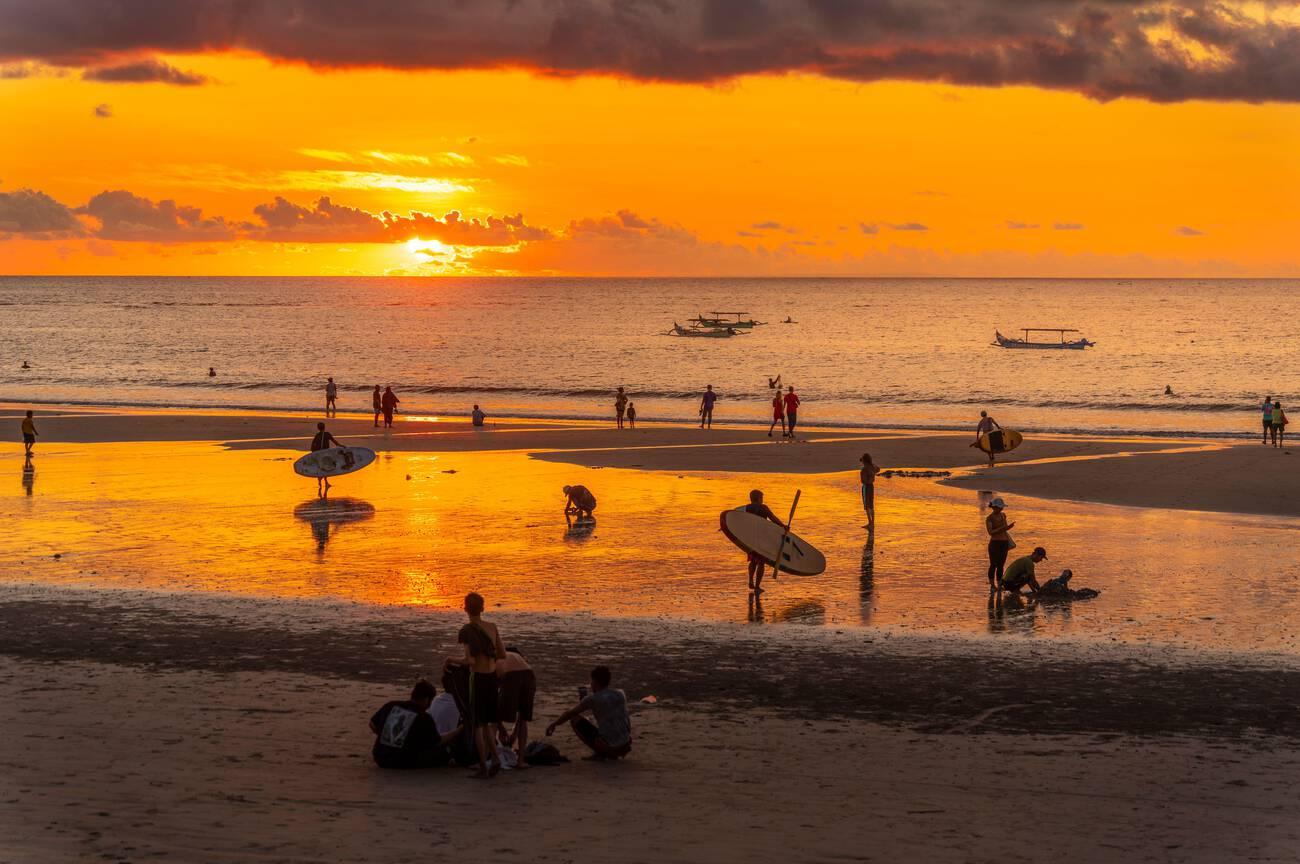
{"left": 994, "top": 328, "right": 1095, "bottom": 350}
{"left": 668, "top": 322, "right": 744, "bottom": 338}
{"left": 690, "top": 311, "right": 765, "bottom": 329}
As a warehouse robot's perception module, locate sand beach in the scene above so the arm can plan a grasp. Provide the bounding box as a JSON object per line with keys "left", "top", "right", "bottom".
{"left": 2, "top": 404, "right": 1300, "bottom": 861}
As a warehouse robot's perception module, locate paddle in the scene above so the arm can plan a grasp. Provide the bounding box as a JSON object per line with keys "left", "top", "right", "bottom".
{"left": 771, "top": 489, "right": 801, "bottom": 581}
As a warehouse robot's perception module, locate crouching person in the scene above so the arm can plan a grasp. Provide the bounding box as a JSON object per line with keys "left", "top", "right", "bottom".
{"left": 369, "top": 680, "right": 463, "bottom": 769}
{"left": 545, "top": 665, "right": 631, "bottom": 760}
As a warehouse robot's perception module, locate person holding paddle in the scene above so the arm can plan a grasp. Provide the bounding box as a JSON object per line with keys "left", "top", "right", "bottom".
{"left": 743, "top": 489, "right": 787, "bottom": 594}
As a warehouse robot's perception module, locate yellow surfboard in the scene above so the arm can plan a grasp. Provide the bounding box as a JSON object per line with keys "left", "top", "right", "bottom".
{"left": 977, "top": 429, "right": 1023, "bottom": 454}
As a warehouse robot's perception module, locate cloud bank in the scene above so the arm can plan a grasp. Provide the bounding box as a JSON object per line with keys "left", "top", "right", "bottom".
{"left": 0, "top": 1, "right": 1297, "bottom": 102}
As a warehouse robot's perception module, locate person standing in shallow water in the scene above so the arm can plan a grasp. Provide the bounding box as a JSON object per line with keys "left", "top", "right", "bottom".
{"left": 859, "top": 452, "right": 880, "bottom": 533}
{"left": 1262, "top": 396, "right": 1273, "bottom": 445}
{"left": 985, "top": 497, "right": 1015, "bottom": 590}
{"left": 325, "top": 377, "right": 338, "bottom": 418}
{"left": 372, "top": 385, "right": 382, "bottom": 428}
{"left": 782, "top": 386, "right": 800, "bottom": 438}
{"left": 768, "top": 391, "right": 785, "bottom": 438}
{"left": 1271, "top": 401, "right": 1287, "bottom": 448}
{"left": 381, "top": 386, "right": 399, "bottom": 428}
{"left": 699, "top": 385, "right": 717, "bottom": 429}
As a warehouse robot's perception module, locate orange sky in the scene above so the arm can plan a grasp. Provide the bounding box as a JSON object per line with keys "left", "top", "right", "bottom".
{"left": 2, "top": 52, "right": 1298, "bottom": 276}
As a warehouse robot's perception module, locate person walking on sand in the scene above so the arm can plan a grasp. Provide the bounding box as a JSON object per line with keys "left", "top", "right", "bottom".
{"left": 860, "top": 452, "right": 880, "bottom": 533}
{"left": 325, "top": 377, "right": 338, "bottom": 417}
{"left": 699, "top": 385, "right": 717, "bottom": 429}
{"left": 742, "top": 489, "right": 788, "bottom": 594}
{"left": 626, "top": 401, "right": 637, "bottom": 429}
{"left": 444, "top": 592, "right": 507, "bottom": 779}
{"left": 975, "top": 410, "right": 1002, "bottom": 466}
{"left": 310, "top": 422, "right": 348, "bottom": 494}
{"left": 1262, "top": 396, "right": 1274, "bottom": 445}
{"left": 372, "top": 385, "right": 383, "bottom": 428}
{"left": 985, "top": 497, "right": 1015, "bottom": 590}
{"left": 614, "top": 387, "right": 628, "bottom": 429}
{"left": 21, "top": 410, "right": 37, "bottom": 457}
{"left": 380, "top": 386, "right": 399, "bottom": 428}
{"left": 782, "top": 386, "right": 800, "bottom": 439}
{"left": 1271, "top": 401, "right": 1287, "bottom": 448}
{"left": 768, "top": 391, "right": 785, "bottom": 438}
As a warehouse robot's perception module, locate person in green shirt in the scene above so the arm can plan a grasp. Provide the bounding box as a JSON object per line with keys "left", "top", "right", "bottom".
{"left": 1001, "top": 547, "right": 1047, "bottom": 594}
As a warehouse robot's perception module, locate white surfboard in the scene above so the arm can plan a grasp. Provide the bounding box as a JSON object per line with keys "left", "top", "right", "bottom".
{"left": 293, "top": 446, "right": 377, "bottom": 479}
{"left": 719, "top": 508, "right": 826, "bottom": 576}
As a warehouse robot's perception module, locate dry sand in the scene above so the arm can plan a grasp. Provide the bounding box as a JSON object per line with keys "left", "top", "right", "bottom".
{"left": 1, "top": 585, "right": 1298, "bottom": 863}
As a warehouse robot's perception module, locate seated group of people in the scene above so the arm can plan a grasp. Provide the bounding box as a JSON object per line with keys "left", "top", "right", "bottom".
{"left": 368, "top": 592, "right": 631, "bottom": 775}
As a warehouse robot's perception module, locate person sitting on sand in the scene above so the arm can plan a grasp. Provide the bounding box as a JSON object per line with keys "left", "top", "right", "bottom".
{"left": 975, "top": 411, "right": 1002, "bottom": 466}
{"left": 859, "top": 452, "right": 880, "bottom": 533}
{"left": 471, "top": 404, "right": 486, "bottom": 427}
{"left": 545, "top": 665, "right": 631, "bottom": 761}
{"left": 368, "top": 679, "right": 464, "bottom": 770}
{"left": 985, "top": 498, "right": 1014, "bottom": 590}
{"left": 496, "top": 648, "right": 536, "bottom": 769}
{"left": 743, "top": 489, "right": 788, "bottom": 594}
{"left": 1272, "top": 401, "right": 1287, "bottom": 448}
{"left": 21, "top": 410, "right": 37, "bottom": 457}
{"left": 444, "top": 592, "right": 507, "bottom": 778}
{"left": 430, "top": 678, "right": 478, "bottom": 766}
{"left": 626, "top": 401, "right": 637, "bottom": 429}
{"left": 1001, "top": 547, "right": 1047, "bottom": 594}
{"left": 563, "top": 484, "right": 597, "bottom": 520}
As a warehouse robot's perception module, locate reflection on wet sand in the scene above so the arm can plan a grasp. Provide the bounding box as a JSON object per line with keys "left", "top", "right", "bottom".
{"left": 859, "top": 535, "right": 874, "bottom": 624}
{"left": 987, "top": 590, "right": 1039, "bottom": 635}
{"left": 563, "top": 516, "right": 597, "bottom": 542}
{"left": 21, "top": 456, "right": 34, "bottom": 497}
{"left": 293, "top": 497, "right": 376, "bottom": 553}
{"left": 747, "top": 592, "right": 826, "bottom": 624}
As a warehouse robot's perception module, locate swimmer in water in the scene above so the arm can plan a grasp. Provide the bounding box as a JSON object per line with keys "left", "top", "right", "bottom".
{"left": 208, "top": 367, "right": 216, "bottom": 377}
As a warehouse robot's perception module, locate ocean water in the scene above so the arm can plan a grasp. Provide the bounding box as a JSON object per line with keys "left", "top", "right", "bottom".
{"left": 1, "top": 276, "right": 1296, "bottom": 436}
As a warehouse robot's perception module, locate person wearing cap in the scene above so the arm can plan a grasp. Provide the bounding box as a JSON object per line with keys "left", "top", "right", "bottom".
{"left": 563, "top": 484, "right": 597, "bottom": 520}
{"left": 1001, "top": 547, "right": 1047, "bottom": 594}
{"left": 985, "top": 498, "right": 1015, "bottom": 589}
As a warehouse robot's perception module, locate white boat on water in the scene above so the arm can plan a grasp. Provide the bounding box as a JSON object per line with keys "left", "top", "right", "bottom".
{"left": 690, "top": 311, "right": 764, "bottom": 329}
{"left": 993, "top": 328, "right": 1095, "bottom": 350}
{"left": 668, "top": 322, "right": 744, "bottom": 338}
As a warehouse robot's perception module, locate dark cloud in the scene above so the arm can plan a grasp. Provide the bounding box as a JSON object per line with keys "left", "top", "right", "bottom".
{"left": 0, "top": 188, "right": 84, "bottom": 238}
{"left": 0, "top": 1, "right": 1296, "bottom": 102}
{"left": 890, "top": 222, "right": 928, "bottom": 231}
{"left": 77, "top": 190, "right": 237, "bottom": 241}
{"left": 737, "top": 230, "right": 761, "bottom": 237}
{"left": 93, "top": 103, "right": 112, "bottom": 117}
{"left": 1053, "top": 222, "right": 1086, "bottom": 230}
{"left": 1175, "top": 225, "right": 1205, "bottom": 236}
{"left": 859, "top": 222, "right": 879, "bottom": 234}
{"left": 248, "top": 196, "right": 552, "bottom": 246}
{"left": 82, "top": 58, "right": 207, "bottom": 86}
{"left": 752, "top": 221, "right": 785, "bottom": 230}
{"left": 1006, "top": 220, "right": 1039, "bottom": 229}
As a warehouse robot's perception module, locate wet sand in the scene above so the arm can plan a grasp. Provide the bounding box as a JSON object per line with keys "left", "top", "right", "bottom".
{"left": 11, "top": 403, "right": 1283, "bottom": 517}
{"left": 1, "top": 585, "right": 1298, "bottom": 863}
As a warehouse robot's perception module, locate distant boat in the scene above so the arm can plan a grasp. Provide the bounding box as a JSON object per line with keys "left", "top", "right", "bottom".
{"left": 993, "top": 328, "right": 1095, "bottom": 350}
{"left": 668, "top": 322, "right": 743, "bottom": 338}
{"left": 690, "top": 311, "right": 765, "bottom": 329}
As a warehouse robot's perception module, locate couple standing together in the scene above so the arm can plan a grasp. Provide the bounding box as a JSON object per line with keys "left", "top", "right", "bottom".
{"left": 768, "top": 386, "right": 800, "bottom": 438}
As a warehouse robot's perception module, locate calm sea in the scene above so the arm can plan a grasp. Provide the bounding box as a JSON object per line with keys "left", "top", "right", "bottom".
{"left": 1, "top": 276, "right": 1295, "bottom": 437}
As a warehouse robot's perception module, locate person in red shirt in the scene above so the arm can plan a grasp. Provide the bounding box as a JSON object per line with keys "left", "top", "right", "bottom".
{"left": 767, "top": 393, "right": 785, "bottom": 438}
{"left": 782, "top": 386, "right": 801, "bottom": 439}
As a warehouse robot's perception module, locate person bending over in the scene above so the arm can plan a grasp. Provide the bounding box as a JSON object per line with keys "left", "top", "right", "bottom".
{"left": 563, "top": 484, "right": 597, "bottom": 520}
{"left": 545, "top": 665, "right": 632, "bottom": 761}
{"left": 496, "top": 648, "right": 536, "bottom": 769}
{"left": 1001, "top": 547, "right": 1048, "bottom": 594}
{"left": 368, "top": 680, "right": 463, "bottom": 769}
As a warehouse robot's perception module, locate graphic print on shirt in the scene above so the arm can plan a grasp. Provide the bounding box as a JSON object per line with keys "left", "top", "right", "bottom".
{"left": 380, "top": 705, "right": 418, "bottom": 749}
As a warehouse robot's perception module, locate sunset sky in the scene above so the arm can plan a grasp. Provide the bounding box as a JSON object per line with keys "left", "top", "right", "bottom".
{"left": 2, "top": 1, "right": 1298, "bottom": 277}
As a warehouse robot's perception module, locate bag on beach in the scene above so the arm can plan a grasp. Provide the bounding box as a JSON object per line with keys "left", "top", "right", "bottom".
{"left": 523, "top": 741, "right": 568, "bottom": 766}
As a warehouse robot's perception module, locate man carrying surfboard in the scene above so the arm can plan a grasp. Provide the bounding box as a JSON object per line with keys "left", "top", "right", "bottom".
{"left": 742, "top": 490, "right": 787, "bottom": 594}
{"left": 975, "top": 411, "right": 1002, "bottom": 466}
{"left": 310, "top": 422, "right": 350, "bottom": 494}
